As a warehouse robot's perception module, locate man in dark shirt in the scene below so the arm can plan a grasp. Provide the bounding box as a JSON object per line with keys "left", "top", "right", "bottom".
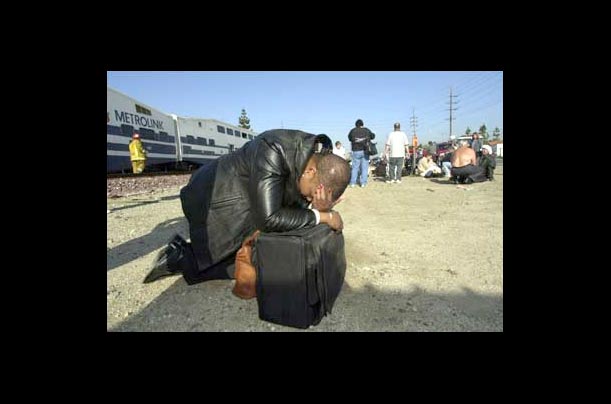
{"left": 348, "top": 119, "right": 375, "bottom": 188}
{"left": 479, "top": 145, "right": 496, "bottom": 180}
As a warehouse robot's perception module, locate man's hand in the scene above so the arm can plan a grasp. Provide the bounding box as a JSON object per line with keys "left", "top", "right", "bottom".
{"left": 311, "top": 184, "right": 334, "bottom": 212}
{"left": 325, "top": 210, "right": 343, "bottom": 232}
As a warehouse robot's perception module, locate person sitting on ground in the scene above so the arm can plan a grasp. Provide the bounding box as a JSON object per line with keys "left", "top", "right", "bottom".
{"left": 143, "top": 129, "right": 351, "bottom": 285}
{"left": 440, "top": 145, "right": 457, "bottom": 177}
{"left": 450, "top": 141, "right": 487, "bottom": 184}
{"left": 332, "top": 141, "right": 347, "bottom": 160}
{"left": 478, "top": 144, "right": 496, "bottom": 181}
{"left": 417, "top": 154, "right": 442, "bottom": 178}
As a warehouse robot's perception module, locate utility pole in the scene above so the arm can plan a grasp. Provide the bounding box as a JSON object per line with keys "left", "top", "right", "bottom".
{"left": 409, "top": 108, "right": 418, "bottom": 175}
{"left": 410, "top": 107, "right": 418, "bottom": 136}
{"left": 446, "top": 87, "right": 458, "bottom": 141}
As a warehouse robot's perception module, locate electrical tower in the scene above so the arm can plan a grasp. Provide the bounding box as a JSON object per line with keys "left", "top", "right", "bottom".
{"left": 446, "top": 87, "right": 459, "bottom": 140}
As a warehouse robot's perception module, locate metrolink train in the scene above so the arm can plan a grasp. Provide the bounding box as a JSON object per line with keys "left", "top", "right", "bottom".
{"left": 107, "top": 86, "right": 258, "bottom": 173}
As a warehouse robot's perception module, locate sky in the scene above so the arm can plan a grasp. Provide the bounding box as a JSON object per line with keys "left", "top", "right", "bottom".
{"left": 107, "top": 71, "right": 503, "bottom": 150}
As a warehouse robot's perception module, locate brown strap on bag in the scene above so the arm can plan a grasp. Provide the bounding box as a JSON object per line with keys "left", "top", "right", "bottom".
{"left": 232, "top": 230, "right": 260, "bottom": 299}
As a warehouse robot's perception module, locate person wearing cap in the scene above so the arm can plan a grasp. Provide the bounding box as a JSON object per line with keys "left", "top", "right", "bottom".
{"left": 478, "top": 144, "right": 496, "bottom": 181}
{"left": 128, "top": 132, "right": 147, "bottom": 174}
{"left": 143, "top": 129, "right": 351, "bottom": 285}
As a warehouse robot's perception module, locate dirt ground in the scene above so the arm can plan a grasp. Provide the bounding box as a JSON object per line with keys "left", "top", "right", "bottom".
{"left": 107, "top": 164, "right": 503, "bottom": 332}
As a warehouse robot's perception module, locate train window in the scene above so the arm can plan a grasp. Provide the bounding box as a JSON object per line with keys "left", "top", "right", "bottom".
{"left": 242, "top": 133, "right": 247, "bottom": 138}
{"left": 248, "top": 135, "right": 253, "bottom": 140}
{"left": 227, "top": 128, "right": 234, "bottom": 136}
{"left": 209, "top": 139, "right": 215, "bottom": 146}
{"left": 234, "top": 130, "right": 240, "bottom": 137}
{"left": 135, "top": 104, "right": 152, "bottom": 116}
{"left": 198, "top": 122, "right": 202, "bottom": 127}
{"left": 217, "top": 125, "right": 225, "bottom": 133}
{"left": 121, "top": 124, "right": 134, "bottom": 137}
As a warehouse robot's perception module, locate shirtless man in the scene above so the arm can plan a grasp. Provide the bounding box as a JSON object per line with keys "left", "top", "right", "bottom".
{"left": 450, "top": 141, "right": 484, "bottom": 184}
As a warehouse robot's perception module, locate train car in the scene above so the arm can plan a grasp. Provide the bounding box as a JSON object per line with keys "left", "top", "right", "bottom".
{"left": 107, "top": 86, "right": 180, "bottom": 173}
{"left": 174, "top": 117, "right": 256, "bottom": 168}
{"left": 107, "top": 86, "right": 259, "bottom": 173}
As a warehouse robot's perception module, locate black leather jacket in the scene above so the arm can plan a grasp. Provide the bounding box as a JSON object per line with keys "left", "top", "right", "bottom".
{"left": 180, "top": 129, "right": 325, "bottom": 272}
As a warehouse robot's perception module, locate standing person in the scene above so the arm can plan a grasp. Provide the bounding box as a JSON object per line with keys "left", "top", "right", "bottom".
{"left": 333, "top": 141, "right": 347, "bottom": 160}
{"left": 143, "top": 129, "right": 350, "bottom": 285}
{"left": 384, "top": 122, "right": 410, "bottom": 184}
{"left": 471, "top": 133, "right": 482, "bottom": 161}
{"left": 128, "top": 132, "right": 147, "bottom": 174}
{"left": 411, "top": 133, "right": 419, "bottom": 175}
{"left": 347, "top": 119, "right": 375, "bottom": 188}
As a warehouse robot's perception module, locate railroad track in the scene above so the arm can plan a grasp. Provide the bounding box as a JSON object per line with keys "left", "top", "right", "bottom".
{"left": 107, "top": 170, "right": 193, "bottom": 179}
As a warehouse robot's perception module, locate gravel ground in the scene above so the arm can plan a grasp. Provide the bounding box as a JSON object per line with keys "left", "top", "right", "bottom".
{"left": 107, "top": 165, "right": 503, "bottom": 332}
{"left": 107, "top": 174, "right": 191, "bottom": 199}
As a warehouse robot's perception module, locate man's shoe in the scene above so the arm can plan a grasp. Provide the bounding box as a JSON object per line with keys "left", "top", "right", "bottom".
{"left": 143, "top": 234, "right": 186, "bottom": 284}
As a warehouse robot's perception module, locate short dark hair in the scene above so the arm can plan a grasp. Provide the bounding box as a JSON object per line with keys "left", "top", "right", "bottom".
{"left": 394, "top": 122, "right": 400, "bottom": 130}
{"left": 311, "top": 153, "right": 351, "bottom": 201}
{"left": 355, "top": 119, "right": 363, "bottom": 127}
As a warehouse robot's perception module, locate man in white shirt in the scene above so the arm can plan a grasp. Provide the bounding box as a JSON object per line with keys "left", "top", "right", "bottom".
{"left": 333, "top": 141, "right": 347, "bottom": 160}
{"left": 384, "top": 122, "right": 410, "bottom": 183}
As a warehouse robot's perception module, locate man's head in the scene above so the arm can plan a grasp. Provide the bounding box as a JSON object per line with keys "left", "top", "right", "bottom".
{"left": 394, "top": 122, "right": 400, "bottom": 130}
{"left": 335, "top": 141, "right": 342, "bottom": 148}
{"left": 132, "top": 133, "right": 140, "bottom": 140}
{"left": 482, "top": 145, "right": 492, "bottom": 155}
{"left": 355, "top": 119, "right": 364, "bottom": 127}
{"left": 472, "top": 133, "right": 479, "bottom": 140}
{"left": 299, "top": 153, "right": 351, "bottom": 203}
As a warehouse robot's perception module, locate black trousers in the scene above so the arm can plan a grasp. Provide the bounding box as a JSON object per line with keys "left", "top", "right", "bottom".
{"left": 170, "top": 241, "right": 236, "bottom": 285}
{"left": 451, "top": 164, "right": 487, "bottom": 183}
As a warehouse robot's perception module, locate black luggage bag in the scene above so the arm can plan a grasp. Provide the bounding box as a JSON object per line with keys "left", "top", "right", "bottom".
{"left": 254, "top": 224, "right": 346, "bottom": 329}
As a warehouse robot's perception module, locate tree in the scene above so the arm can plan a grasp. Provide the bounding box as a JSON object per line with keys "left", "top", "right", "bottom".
{"left": 239, "top": 109, "right": 251, "bottom": 129}
{"left": 493, "top": 127, "right": 501, "bottom": 140}
{"left": 479, "top": 124, "right": 488, "bottom": 140}
{"left": 465, "top": 127, "right": 471, "bottom": 135}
